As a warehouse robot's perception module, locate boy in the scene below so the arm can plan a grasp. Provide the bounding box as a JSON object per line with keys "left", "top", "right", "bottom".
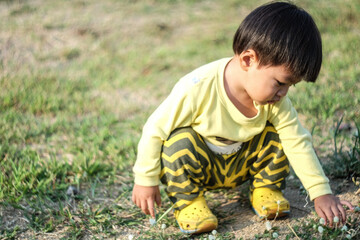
{"left": 132, "top": 1, "right": 354, "bottom": 234}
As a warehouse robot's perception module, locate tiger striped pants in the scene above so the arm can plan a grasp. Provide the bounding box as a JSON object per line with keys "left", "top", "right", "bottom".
{"left": 160, "top": 123, "right": 290, "bottom": 210}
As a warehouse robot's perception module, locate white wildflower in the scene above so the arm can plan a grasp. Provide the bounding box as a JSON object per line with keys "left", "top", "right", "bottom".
{"left": 333, "top": 216, "right": 339, "bottom": 223}
{"left": 319, "top": 218, "right": 325, "bottom": 225}
{"left": 341, "top": 225, "right": 348, "bottom": 232}
{"left": 265, "top": 221, "right": 272, "bottom": 231}
{"left": 149, "top": 218, "right": 156, "bottom": 226}
{"left": 211, "top": 230, "right": 217, "bottom": 235}
{"left": 354, "top": 206, "right": 360, "bottom": 212}
{"left": 208, "top": 235, "right": 216, "bottom": 240}
{"left": 128, "top": 234, "right": 134, "bottom": 240}
{"left": 346, "top": 234, "right": 352, "bottom": 239}
{"left": 272, "top": 232, "right": 279, "bottom": 238}
{"left": 161, "top": 223, "right": 167, "bottom": 229}
{"left": 318, "top": 226, "right": 324, "bottom": 234}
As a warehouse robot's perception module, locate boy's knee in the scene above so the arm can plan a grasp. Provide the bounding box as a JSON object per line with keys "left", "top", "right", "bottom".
{"left": 162, "top": 127, "right": 199, "bottom": 155}
{"left": 166, "top": 127, "right": 197, "bottom": 140}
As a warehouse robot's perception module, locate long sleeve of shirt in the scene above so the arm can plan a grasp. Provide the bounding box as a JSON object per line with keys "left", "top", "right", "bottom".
{"left": 133, "top": 58, "right": 332, "bottom": 200}
{"left": 268, "top": 97, "right": 331, "bottom": 200}
{"left": 133, "top": 76, "right": 195, "bottom": 186}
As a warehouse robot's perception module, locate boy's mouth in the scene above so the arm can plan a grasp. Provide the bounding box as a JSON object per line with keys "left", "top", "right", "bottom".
{"left": 267, "top": 98, "right": 280, "bottom": 104}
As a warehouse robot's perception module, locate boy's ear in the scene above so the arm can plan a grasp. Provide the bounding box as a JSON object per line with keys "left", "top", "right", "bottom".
{"left": 238, "top": 49, "right": 258, "bottom": 71}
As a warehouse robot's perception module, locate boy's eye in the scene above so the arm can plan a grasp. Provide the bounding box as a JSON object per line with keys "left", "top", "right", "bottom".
{"left": 276, "top": 80, "right": 286, "bottom": 86}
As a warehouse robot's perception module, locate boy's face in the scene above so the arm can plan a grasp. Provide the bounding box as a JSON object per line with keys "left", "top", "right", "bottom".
{"left": 245, "top": 62, "right": 300, "bottom": 105}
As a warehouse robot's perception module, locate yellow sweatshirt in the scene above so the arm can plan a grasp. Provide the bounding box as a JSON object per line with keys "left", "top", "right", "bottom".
{"left": 133, "top": 58, "right": 332, "bottom": 200}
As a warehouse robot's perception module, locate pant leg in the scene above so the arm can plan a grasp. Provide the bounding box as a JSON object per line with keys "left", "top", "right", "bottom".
{"left": 207, "top": 122, "right": 289, "bottom": 190}
{"left": 244, "top": 122, "right": 290, "bottom": 191}
{"left": 160, "top": 123, "right": 289, "bottom": 209}
{"left": 160, "top": 127, "right": 215, "bottom": 210}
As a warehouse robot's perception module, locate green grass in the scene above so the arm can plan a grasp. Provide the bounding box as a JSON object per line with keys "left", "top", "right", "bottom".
{"left": 0, "top": 0, "right": 359, "bottom": 239}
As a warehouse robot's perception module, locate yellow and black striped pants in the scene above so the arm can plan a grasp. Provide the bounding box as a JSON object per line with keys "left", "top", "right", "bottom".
{"left": 160, "top": 123, "right": 290, "bottom": 210}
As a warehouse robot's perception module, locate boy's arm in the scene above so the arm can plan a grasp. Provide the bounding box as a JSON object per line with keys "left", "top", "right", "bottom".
{"left": 269, "top": 97, "right": 354, "bottom": 224}
{"left": 269, "top": 97, "right": 331, "bottom": 199}
{"left": 133, "top": 78, "right": 195, "bottom": 187}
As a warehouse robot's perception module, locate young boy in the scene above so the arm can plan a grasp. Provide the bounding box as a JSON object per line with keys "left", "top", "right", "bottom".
{"left": 132, "top": 1, "right": 354, "bottom": 234}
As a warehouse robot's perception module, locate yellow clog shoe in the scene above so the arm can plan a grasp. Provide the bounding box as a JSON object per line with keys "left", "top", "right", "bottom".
{"left": 250, "top": 188, "right": 290, "bottom": 219}
{"left": 174, "top": 196, "right": 218, "bottom": 234}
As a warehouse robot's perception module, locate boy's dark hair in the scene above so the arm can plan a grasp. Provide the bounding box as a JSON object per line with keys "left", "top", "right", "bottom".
{"left": 233, "top": 1, "right": 322, "bottom": 82}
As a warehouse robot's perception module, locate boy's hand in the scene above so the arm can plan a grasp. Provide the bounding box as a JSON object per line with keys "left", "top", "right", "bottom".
{"left": 314, "top": 194, "right": 354, "bottom": 226}
{"left": 132, "top": 184, "right": 162, "bottom": 218}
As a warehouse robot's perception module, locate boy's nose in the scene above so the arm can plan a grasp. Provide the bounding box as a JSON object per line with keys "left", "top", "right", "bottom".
{"left": 277, "top": 86, "right": 289, "bottom": 97}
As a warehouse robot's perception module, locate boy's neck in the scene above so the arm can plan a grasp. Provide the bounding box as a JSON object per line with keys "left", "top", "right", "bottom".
{"left": 224, "top": 57, "right": 258, "bottom": 118}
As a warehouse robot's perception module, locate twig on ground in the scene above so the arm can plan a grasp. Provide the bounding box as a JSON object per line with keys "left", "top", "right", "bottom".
{"left": 287, "top": 223, "right": 301, "bottom": 240}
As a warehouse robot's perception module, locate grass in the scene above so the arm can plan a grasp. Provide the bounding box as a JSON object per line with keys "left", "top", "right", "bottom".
{"left": 0, "top": 0, "right": 359, "bottom": 239}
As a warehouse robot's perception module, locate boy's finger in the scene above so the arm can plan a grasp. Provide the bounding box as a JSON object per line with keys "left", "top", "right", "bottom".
{"left": 338, "top": 204, "right": 346, "bottom": 222}
{"left": 326, "top": 211, "right": 334, "bottom": 227}
{"left": 340, "top": 200, "right": 354, "bottom": 211}
{"left": 141, "top": 199, "right": 150, "bottom": 215}
{"left": 147, "top": 199, "right": 156, "bottom": 218}
{"left": 316, "top": 208, "right": 327, "bottom": 225}
{"left": 155, "top": 193, "right": 162, "bottom": 207}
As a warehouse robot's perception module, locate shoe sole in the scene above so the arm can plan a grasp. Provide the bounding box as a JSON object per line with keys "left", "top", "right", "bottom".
{"left": 177, "top": 219, "right": 217, "bottom": 234}
{"left": 252, "top": 206, "right": 290, "bottom": 220}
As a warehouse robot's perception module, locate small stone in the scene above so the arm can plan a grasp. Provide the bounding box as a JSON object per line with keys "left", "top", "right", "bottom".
{"left": 66, "top": 186, "right": 79, "bottom": 196}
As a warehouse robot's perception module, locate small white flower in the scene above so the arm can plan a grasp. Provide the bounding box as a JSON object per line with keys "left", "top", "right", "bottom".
{"left": 272, "top": 232, "right": 279, "bottom": 238}
{"left": 161, "top": 223, "right": 167, "bottom": 229}
{"left": 354, "top": 206, "right": 360, "bottom": 212}
{"left": 318, "top": 226, "right": 324, "bottom": 234}
{"left": 276, "top": 200, "right": 281, "bottom": 205}
{"left": 262, "top": 206, "right": 267, "bottom": 210}
{"left": 208, "top": 235, "right": 216, "bottom": 240}
{"left": 319, "top": 218, "right": 325, "bottom": 225}
{"left": 211, "top": 230, "right": 217, "bottom": 235}
{"left": 128, "top": 234, "right": 134, "bottom": 240}
{"left": 333, "top": 216, "right": 339, "bottom": 223}
{"left": 149, "top": 218, "right": 156, "bottom": 226}
{"left": 341, "top": 225, "right": 348, "bottom": 232}
{"left": 346, "top": 234, "right": 352, "bottom": 239}
{"left": 265, "top": 221, "right": 272, "bottom": 231}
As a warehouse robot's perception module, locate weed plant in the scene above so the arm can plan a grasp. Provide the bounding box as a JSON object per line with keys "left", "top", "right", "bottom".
{"left": 0, "top": 0, "right": 359, "bottom": 239}
{"left": 323, "top": 116, "right": 360, "bottom": 180}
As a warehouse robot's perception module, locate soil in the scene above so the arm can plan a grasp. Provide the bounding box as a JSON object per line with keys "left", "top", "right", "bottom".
{"left": 149, "top": 178, "right": 360, "bottom": 240}
{"left": 215, "top": 179, "right": 360, "bottom": 239}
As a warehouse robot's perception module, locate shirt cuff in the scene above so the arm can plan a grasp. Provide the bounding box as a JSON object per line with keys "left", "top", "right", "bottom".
{"left": 308, "top": 183, "right": 332, "bottom": 201}
{"left": 134, "top": 174, "right": 160, "bottom": 186}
